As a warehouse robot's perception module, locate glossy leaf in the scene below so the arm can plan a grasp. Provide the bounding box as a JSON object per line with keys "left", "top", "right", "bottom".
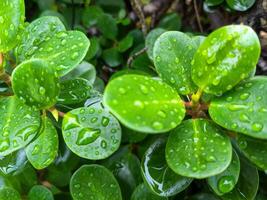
{"left": 237, "top": 134, "right": 267, "bottom": 170}
{"left": 205, "top": 0, "right": 224, "bottom": 6}
{"left": 117, "top": 35, "right": 133, "bottom": 53}
{"left": 207, "top": 150, "right": 240, "bottom": 195}
{"left": 26, "top": 117, "right": 58, "bottom": 170}
{"left": 145, "top": 28, "right": 166, "bottom": 60}
{"left": 131, "top": 183, "right": 167, "bottom": 200}
{"left": 70, "top": 164, "right": 122, "bottom": 200}
{"left": 62, "top": 104, "right": 121, "bottom": 160}
{"left": 158, "top": 13, "right": 181, "bottom": 31}
{"left": 103, "top": 75, "right": 185, "bottom": 133}
{"left": 0, "top": 0, "right": 25, "bottom": 52}
{"left": 166, "top": 119, "right": 232, "bottom": 179}
{"left": 16, "top": 16, "right": 66, "bottom": 62}
{"left": 192, "top": 25, "right": 260, "bottom": 95}
{"left": 226, "top": 0, "right": 256, "bottom": 11}
{"left": 102, "top": 48, "right": 123, "bottom": 67}
{"left": 141, "top": 137, "right": 192, "bottom": 197}
{"left": 58, "top": 78, "right": 92, "bottom": 105}
{"left": 220, "top": 157, "right": 259, "bottom": 200}
{"left": 28, "top": 185, "right": 53, "bottom": 200}
{"left": 0, "top": 96, "right": 40, "bottom": 156}
{"left": 0, "top": 187, "right": 21, "bottom": 200}
{"left": 153, "top": 31, "right": 198, "bottom": 95}
{"left": 209, "top": 77, "right": 267, "bottom": 139}
{"left": 12, "top": 59, "right": 60, "bottom": 109}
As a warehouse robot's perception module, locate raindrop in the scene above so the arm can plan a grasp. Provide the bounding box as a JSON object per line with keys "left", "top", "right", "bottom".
{"left": 101, "top": 116, "right": 109, "bottom": 127}
{"left": 152, "top": 121, "right": 163, "bottom": 130}
{"left": 134, "top": 100, "right": 144, "bottom": 109}
{"left": 39, "top": 87, "right": 46, "bottom": 95}
{"left": 252, "top": 122, "right": 263, "bottom": 132}
{"left": 157, "top": 110, "right": 166, "bottom": 118}
{"left": 71, "top": 52, "right": 79, "bottom": 60}
{"left": 140, "top": 85, "right": 148, "bottom": 94}
{"left": 218, "top": 176, "right": 235, "bottom": 193}
{"left": 76, "top": 128, "right": 101, "bottom": 145}
{"left": 100, "top": 140, "right": 107, "bottom": 148}
{"left": 238, "top": 140, "right": 247, "bottom": 149}
{"left": 239, "top": 93, "right": 250, "bottom": 100}
{"left": 118, "top": 87, "right": 126, "bottom": 94}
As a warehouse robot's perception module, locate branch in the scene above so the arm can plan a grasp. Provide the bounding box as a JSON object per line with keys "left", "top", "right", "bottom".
{"left": 127, "top": 47, "right": 147, "bottom": 67}
{"left": 130, "top": 0, "right": 148, "bottom": 35}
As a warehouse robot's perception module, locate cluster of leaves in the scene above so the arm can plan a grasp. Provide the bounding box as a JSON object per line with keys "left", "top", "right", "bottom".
{"left": 204, "top": 0, "right": 256, "bottom": 12}
{"left": 0, "top": 0, "right": 266, "bottom": 200}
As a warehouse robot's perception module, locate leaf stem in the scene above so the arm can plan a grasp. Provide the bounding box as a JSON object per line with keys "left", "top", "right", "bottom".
{"left": 191, "top": 88, "right": 203, "bottom": 105}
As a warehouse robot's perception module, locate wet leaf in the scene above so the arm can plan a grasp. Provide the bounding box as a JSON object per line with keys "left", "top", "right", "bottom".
{"left": 153, "top": 31, "right": 198, "bottom": 95}
{"left": 28, "top": 185, "right": 53, "bottom": 200}
{"left": 0, "top": 0, "right": 25, "bottom": 52}
{"left": 103, "top": 75, "right": 185, "bottom": 133}
{"left": 166, "top": 119, "right": 232, "bottom": 179}
{"left": 0, "top": 96, "right": 40, "bottom": 156}
{"left": 141, "top": 137, "right": 192, "bottom": 197}
{"left": 62, "top": 104, "right": 121, "bottom": 160}
{"left": 209, "top": 77, "right": 267, "bottom": 139}
{"left": 207, "top": 150, "right": 240, "bottom": 195}
{"left": 0, "top": 187, "right": 21, "bottom": 200}
{"left": 192, "top": 25, "right": 260, "bottom": 95}
{"left": 131, "top": 183, "right": 167, "bottom": 200}
{"left": 12, "top": 59, "right": 60, "bottom": 109}
{"left": 70, "top": 164, "right": 122, "bottom": 200}
{"left": 26, "top": 117, "right": 58, "bottom": 170}
{"left": 226, "top": 0, "right": 256, "bottom": 11}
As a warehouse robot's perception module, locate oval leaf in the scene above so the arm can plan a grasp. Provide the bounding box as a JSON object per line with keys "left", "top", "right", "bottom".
{"left": 70, "top": 164, "right": 122, "bottom": 200}
{"left": 192, "top": 25, "right": 260, "bottom": 95}
{"left": 153, "top": 31, "right": 197, "bottom": 95}
{"left": 62, "top": 104, "right": 121, "bottom": 160}
{"left": 28, "top": 185, "right": 53, "bottom": 200}
{"left": 12, "top": 59, "right": 60, "bottom": 109}
{"left": 141, "top": 137, "right": 192, "bottom": 197}
{"left": 0, "top": 0, "right": 25, "bottom": 52}
{"left": 166, "top": 119, "right": 232, "bottom": 179}
{"left": 103, "top": 75, "right": 185, "bottom": 133}
{"left": 207, "top": 150, "right": 240, "bottom": 195}
{"left": 209, "top": 77, "right": 267, "bottom": 139}
{"left": 0, "top": 187, "right": 21, "bottom": 200}
{"left": 226, "top": 0, "right": 256, "bottom": 11}
{"left": 0, "top": 96, "right": 40, "bottom": 156}
{"left": 26, "top": 117, "right": 58, "bottom": 170}
{"left": 145, "top": 28, "right": 165, "bottom": 60}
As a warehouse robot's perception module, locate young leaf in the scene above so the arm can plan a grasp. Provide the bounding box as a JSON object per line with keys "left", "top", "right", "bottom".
{"left": 103, "top": 75, "right": 185, "bottom": 133}
{"left": 237, "top": 134, "right": 267, "bottom": 170}
{"left": 207, "top": 150, "right": 240, "bottom": 195}
{"left": 12, "top": 59, "right": 60, "bottom": 109}
{"left": 70, "top": 164, "right": 122, "bottom": 200}
{"left": 26, "top": 117, "right": 58, "bottom": 170}
{"left": 153, "top": 31, "right": 198, "bottom": 95}
{"left": 220, "top": 157, "right": 259, "bottom": 200}
{"left": 141, "top": 137, "right": 192, "bottom": 197}
{"left": 131, "top": 183, "right": 167, "bottom": 200}
{"left": 28, "top": 185, "right": 53, "bottom": 200}
{"left": 16, "top": 16, "right": 66, "bottom": 63}
{"left": 58, "top": 78, "right": 92, "bottom": 105}
{"left": 209, "top": 77, "right": 267, "bottom": 139}
{"left": 62, "top": 105, "right": 121, "bottom": 160}
{"left": 145, "top": 28, "right": 166, "bottom": 60}
{"left": 0, "top": 96, "right": 40, "bottom": 156}
{"left": 0, "top": 0, "right": 25, "bottom": 53}
{"left": 192, "top": 25, "right": 260, "bottom": 95}
{"left": 226, "top": 0, "right": 256, "bottom": 11}
{"left": 166, "top": 119, "right": 232, "bottom": 179}
{"left": 0, "top": 187, "right": 21, "bottom": 200}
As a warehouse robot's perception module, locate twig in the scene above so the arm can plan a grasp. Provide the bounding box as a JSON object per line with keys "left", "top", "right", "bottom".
{"left": 127, "top": 47, "right": 147, "bottom": 67}
{"left": 193, "top": 0, "right": 203, "bottom": 33}
{"left": 130, "top": 0, "right": 148, "bottom": 35}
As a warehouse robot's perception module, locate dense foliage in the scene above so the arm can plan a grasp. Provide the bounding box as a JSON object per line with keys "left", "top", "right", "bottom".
{"left": 0, "top": 0, "right": 265, "bottom": 200}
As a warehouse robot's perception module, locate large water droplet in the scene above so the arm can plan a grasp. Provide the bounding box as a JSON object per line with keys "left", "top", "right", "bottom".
{"left": 0, "top": 140, "right": 9, "bottom": 152}
{"left": 152, "top": 121, "right": 163, "bottom": 130}
{"left": 238, "top": 140, "right": 247, "bottom": 149}
{"left": 101, "top": 116, "right": 109, "bottom": 127}
{"left": 100, "top": 140, "right": 107, "bottom": 149}
{"left": 134, "top": 100, "right": 144, "bottom": 109}
{"left": 157, "top": 110, "right": 166, "bottom": 118}
{"left": 39, "top": 87, "right": 46, "bottom": 95}
{"left": 218, "top": 176, "right": 235, "bottom": 193}
{"left": 140, "top": 85, "right": 148, "bottom": 94}
{"left": 239, "top": 93, "right": 250, "bottom": 100}
{"left": 76, "top": 128, "right": 101, "bottom": 145}
{"left": 252, "top": 122, "right": 263, "bottom": 132}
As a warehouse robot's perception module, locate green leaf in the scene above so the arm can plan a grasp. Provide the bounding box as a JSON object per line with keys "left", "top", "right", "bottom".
{"left": 97, "top": 14, "right": 118, "bottom": 40}
{"left": 28, "top": 185, "right": 53, "bottom": 200}
{"left": 145, "top": 28, "right": 166, "bottom": 60}
{"left": 0, "top": 96, "right": 40, "bottom": 156}
{"left": 12, "top": 59, "right": 60, "bottom": 109}
{"left": 82, "top": 6, "right": 104, "bottom": 28}
{"left": 237, "top": 134, "right": 267, "bottom": 170}
{"left": 58, "top": 78, "right": 92, "bottom": 105}
{"left": 207, "top": 150, "right": 240, "bottom": 195}
{"left": 205, "top": 0, "right": 224, "bottom": 6}
{"left": 226, "top": 0, "right": 256, "bottom": 11}
{"left": 220, "top": 157, "right": 259, "bottom": 200}
{"left": 0, "top": 0, "right": 25, "bottom": 52}
{"left": 103, "top": 75, "right": 185, "bottom": 133}
{"left": 16, "top": 16, "right": 66, "bottom": 62}
{"left": 131, "top": 183, "right": 167, "bottom": 200}
{"left": 26, "top": 117, "right": 58, "bottom": 170}
{"left": 62, "top": 104, "right": 121, "bottom": 160}
{"left": 141, "top": 137, "right": 192, "bottom": 197}
{"left": 209, "top": 76, "right": 267, "bottom": 139}
{"left": 0, "top": 187, "right": 21, "bottom": 200}
{"left": 190, "top": 193, "right": 220, "bottom": 200}
{"left": 121, "top": 125, "right": 147, "bottom": 143}
{"left": 192, "top": 25, "right": 260, "bottom": 95}
{"left": 102, "top": 48, "right": 123, "bottom": 67}
{"left": 153, "top": 31, "right": 198, "bottom": 95}
{"left": 85, "top": 37, "right": 100, "bottom": 60}
{"left": 166, "top": 119, "right": 232, "bottom": 179}
{"left": 117, "top": 35, "right": 133, "bottom": 53}
{"left": 192, "top": 35, "right": 206, "bottom": 48}
{"left": 158, "top": 13, "right": 181, "bottom": 31}
{"left": 70, "top": 164, "right": 122, "bottom": 200}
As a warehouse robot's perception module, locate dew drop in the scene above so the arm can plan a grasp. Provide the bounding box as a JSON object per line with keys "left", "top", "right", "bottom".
{"left": 134, "top": 100, "right": 144, "bottom": 109}
{"left": 118, "top": 87, "right": 126, "bottom": 94}
{"left": 76, "top": 128, "right": 101, "bottom": 145}
{"left": 140, "top": 85, "right": 148, "bottom": 94}
{"left": 157, "top": 110, "right": 166, "bottom": 118}
{"left": 238, "top": 140, "right": 247, "bottom": 149}
{"left": 239, "top": 93, "right": 250, "bottom": 100}
{"left": 152, "top": 121, "right": 163, "bottom": 130}
{"left": 101, "top": 116, "right": 109, "bottom": 127}
{"left": 218, "top": 176, "right": 235, "bottom": 193}
{"left": 252, "top": 122, "right": 263, "bottom": 132}
{"left": 39, "top": 87, "right": 46, "bottom": 95}
{"left": 100, "top": 140, "right": 107, "bottom": 149}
